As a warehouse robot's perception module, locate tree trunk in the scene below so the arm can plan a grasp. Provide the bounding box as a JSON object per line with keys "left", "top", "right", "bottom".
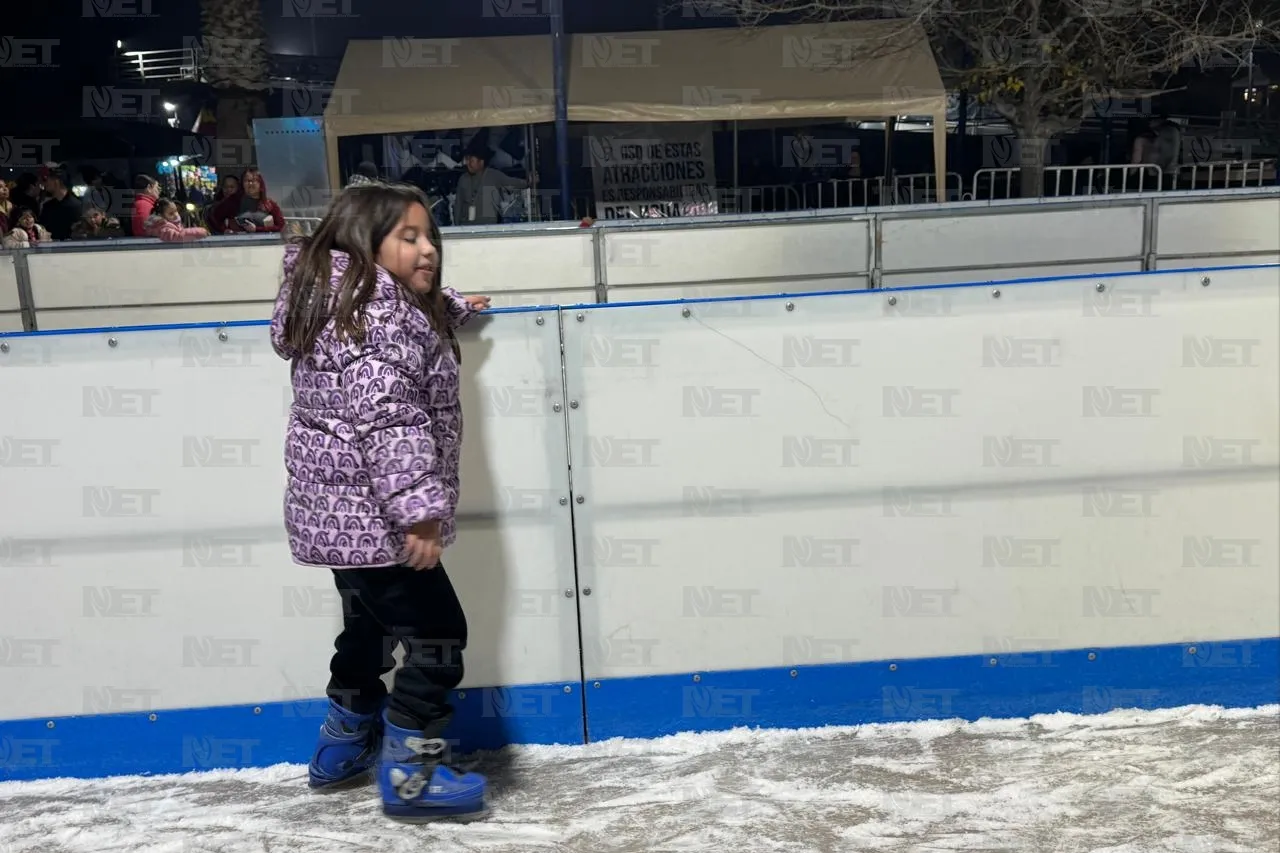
{"left": 1015, "top": 123, "right": 1048, "bottom": 199}
{"left": 199, "top": 0, "right": 270, "bottom": 174}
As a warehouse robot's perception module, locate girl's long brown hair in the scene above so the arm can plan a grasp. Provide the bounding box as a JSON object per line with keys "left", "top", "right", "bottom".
{"left": 279, "top": 182, "right": 456, "bottom": 359}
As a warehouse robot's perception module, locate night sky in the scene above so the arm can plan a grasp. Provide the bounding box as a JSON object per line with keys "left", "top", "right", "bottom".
{"left": 6, "top": 0, "right": 738, "bottom": 132}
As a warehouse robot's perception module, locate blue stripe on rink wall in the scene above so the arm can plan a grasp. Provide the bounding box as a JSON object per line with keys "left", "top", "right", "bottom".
{"left": 2, "top": 637, "right": 1276, "bottom": 781}
{"left": 0, "top": 680, "right": 585, "bottom": 783}
{"left": 585, "top": 637, "right": 1280, "bottom": 742}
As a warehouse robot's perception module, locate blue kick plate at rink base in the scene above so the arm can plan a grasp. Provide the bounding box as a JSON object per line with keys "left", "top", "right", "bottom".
{"left": 582, "top": 636, "right": 1280, "bottom": 742}
{"left": 0, "top": 681, "right": 585, "bottom": 782}
{"left": 2, "top": 638, "right": 1276, "bottom": 781}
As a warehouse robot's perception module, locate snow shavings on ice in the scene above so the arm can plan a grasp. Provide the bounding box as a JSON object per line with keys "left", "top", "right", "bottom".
{"left": 0, "top": 704, "right": 1276, "bottom": 853}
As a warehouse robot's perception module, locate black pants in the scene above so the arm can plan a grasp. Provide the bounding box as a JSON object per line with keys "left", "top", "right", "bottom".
{"left": 326, "top": 563, "right": 468, "bottom": 734}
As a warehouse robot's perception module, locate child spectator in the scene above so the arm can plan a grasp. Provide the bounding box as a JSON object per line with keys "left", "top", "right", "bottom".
{"left": 270, "top": 182, "right": 491, "bottom": 822}
{"left": 3, "top": 209, "right": 51, "bottom": 248}
{"left": 209, "top": 168, "right": 285, "bottom": 234}
{"left": 143, "top": 197, "right": 210, "bottom": 242}
{"left": 70, "top": 207, "right": 125, "bottom": 240}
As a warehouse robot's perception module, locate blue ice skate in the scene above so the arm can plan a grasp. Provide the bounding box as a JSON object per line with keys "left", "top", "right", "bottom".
{"left": 308, "top": 699, "right": 382, "bottom": 789}
{"left": 377, "top": 714, "right": 488, "bottom": 822}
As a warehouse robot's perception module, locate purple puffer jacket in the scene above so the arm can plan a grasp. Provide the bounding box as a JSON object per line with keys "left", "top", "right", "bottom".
{"left": 271, "top": 245, "right": 479, "bottom": 568}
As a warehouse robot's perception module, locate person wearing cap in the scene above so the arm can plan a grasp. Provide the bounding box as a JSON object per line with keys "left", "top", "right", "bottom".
{"left": 451, "top": 141, "right": 535, "bottom": 226}
{"left": 37, "top": 165, "right": 84, "bottom": 241}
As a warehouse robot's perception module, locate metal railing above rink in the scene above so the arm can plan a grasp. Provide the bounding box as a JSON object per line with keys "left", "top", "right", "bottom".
{"left": 971, "top": 160, "right": 1278, "bottom": 201}
{"left": 2, "top": 185, "right": 1277, "bottom": 335}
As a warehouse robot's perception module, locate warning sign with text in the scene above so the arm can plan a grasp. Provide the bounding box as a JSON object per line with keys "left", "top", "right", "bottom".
{"left": 588, "top": 123, "right": 718, "bottom": 220}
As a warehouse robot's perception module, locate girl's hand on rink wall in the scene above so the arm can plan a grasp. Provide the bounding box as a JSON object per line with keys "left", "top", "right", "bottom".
{"left": 464, "top": 294, "right": 491, "bottom": 311}
{"left": 404, "top": 520, "right": 443, "bottom": 570}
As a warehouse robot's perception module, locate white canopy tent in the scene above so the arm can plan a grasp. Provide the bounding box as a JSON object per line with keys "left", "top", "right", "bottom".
{"left": 323, "top": 21, "right": 948, "bottom": 199}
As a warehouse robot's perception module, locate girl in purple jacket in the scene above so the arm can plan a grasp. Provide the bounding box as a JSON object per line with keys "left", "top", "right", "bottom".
{"left": 270, "top": 182, "right": 492, "bottom": 822}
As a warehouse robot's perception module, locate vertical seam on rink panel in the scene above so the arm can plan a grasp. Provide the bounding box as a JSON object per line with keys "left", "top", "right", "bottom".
{"left": 593, "top": 227, "right": 608, "bottom": 305}
{"left": 555, "top": 308, "right": 592, "bottom": 744}
{"left": 13, "top": 249, "right": 37, "bottom": 332}
{"left": 870, "top": 214, "right": 883, "bottom": 289}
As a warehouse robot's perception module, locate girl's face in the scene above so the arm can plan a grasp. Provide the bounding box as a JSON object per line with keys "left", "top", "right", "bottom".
{"left": 89, "top": 209, "right": 104, "bottom": 226}
{"left": 161, "top": 203, "right": 180, "bottom": 223}
{"left": 17, "top": 212, "right": 34, "bottom": 229}
{"left": 222, "top": 176, "right": 239, "bottom": 195}
{"left": 376, "top": 202, "right": 438, "bottom": 295}
{"left": 242, "top": 172, "right": 262, "bottom": 197}
{"left": 0, "top": 184, "right": 9, "bottom": 202}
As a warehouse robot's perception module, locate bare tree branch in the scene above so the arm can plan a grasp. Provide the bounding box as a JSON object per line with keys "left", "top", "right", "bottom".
{"left": 682, "top": 0, "right": 1279, "bottom": 193}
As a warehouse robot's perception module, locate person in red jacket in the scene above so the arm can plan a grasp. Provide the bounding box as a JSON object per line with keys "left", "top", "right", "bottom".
{"left": 209, "top": 168, "right": 285, "bottom": 234}
{"left": 144, "top": 198, "right": 211, "bottom": 242}
{"left": 130, "top": 175, "right": 160, "bottom": 237}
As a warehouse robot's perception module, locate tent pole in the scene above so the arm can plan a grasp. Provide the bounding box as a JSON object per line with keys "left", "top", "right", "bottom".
{"left": 550, "top": 0, "right": 571, "bottom": 221}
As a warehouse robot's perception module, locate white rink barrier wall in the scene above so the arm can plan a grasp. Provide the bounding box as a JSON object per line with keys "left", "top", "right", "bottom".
{"left": 1, "top": 264, "right": 1278, "bottom": 781}
{"left": 1, "top": 188, "right": 1278, "bottom": 333}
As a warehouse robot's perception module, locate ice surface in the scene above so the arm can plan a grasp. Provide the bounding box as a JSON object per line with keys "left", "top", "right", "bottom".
{"left": 1, "top": 704, "right": 1277, "bottom": 853}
